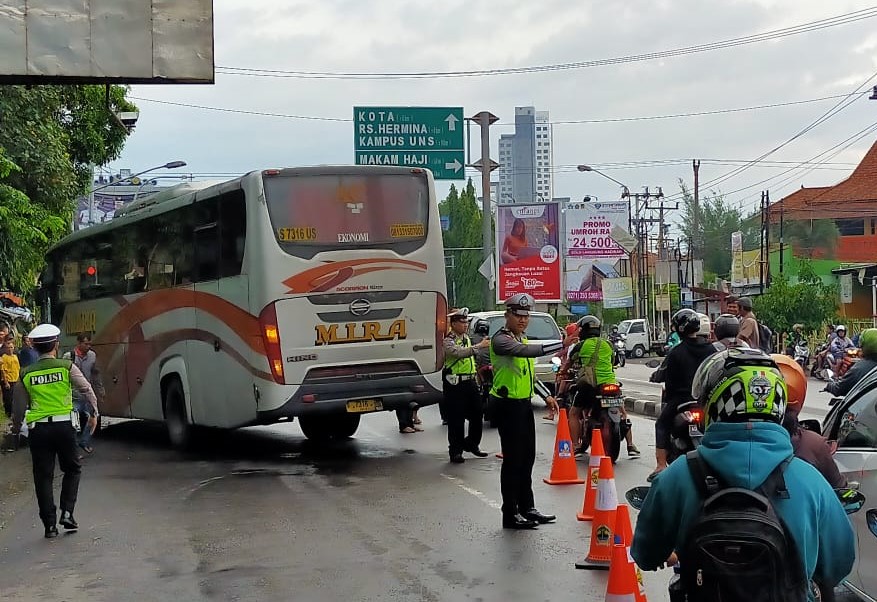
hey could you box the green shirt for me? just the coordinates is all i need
[577,337,617,385]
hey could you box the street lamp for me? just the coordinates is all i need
[577,165,630,198]
[87,160,187,226]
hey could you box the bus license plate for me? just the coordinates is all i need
[601,397,624,408]
[346,398,383,413]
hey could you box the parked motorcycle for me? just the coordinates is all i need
[793,340,810,370]
[624,485,866,602]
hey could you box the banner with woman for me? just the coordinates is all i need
[495,203,562,303]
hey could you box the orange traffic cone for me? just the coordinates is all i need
[576,456,618,570]
[604,531,640,601]
[578,428,607,521]
[543,408,585,485]
[615,504,648,602]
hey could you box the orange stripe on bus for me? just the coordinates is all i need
[282,259,427,294]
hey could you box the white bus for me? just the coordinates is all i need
[40,166,449,445]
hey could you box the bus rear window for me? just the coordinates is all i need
[263,173,429,253]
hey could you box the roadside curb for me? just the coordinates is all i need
[623,395,661,418]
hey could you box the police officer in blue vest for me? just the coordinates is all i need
[444,308,490,464]
[11,324,99,539]
[490,294,563,529]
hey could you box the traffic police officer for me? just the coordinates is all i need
[11,324,99,538]
[444,308,490,464]
[490,293,563,529]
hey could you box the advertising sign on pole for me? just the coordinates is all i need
[565,258,623,302]
[601,277,635,309]
[564,201,630,258]
[496,203,562,302]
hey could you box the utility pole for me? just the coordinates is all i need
[764,190,771,288]
[759,192,766,296]
[692,159,700,258]
[469,111,499,309]
[630,187,668,320]
[779,194,785,275]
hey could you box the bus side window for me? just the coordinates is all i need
[192,198,221,283]
[220,189,246,278]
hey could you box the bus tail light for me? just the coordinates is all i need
[435,293,448,371]
[259,303,285,384]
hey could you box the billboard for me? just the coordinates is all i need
[564,201,629,258]
[565,258,623,302]
[601,277,634,309]
[496,203,562,302]
[730,231,762,287]
[0,0,214,84]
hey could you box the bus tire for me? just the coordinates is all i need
[163,378,192,449]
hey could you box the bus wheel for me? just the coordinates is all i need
[164,378,192,449]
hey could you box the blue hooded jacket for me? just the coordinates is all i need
[631,421,855,591]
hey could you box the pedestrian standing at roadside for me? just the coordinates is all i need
[735,296,760,349]
[489,293,563,530]
[2,338,21,419]
[18,336,40,368]
[11,324,98,538]
[63,333,103,454]
[444,308,490,464]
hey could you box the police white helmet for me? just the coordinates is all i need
[504,293,535,317]
[448,307,471,322]
[28,323,61,344]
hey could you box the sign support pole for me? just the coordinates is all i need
[470,111,499,308]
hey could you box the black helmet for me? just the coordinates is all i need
[714,314,740,341]
[473,319,490,336]
[671,309,700,336]
[576,315,602,337]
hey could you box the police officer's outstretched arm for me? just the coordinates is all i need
[70,364,99,415]
[491,331,562,358]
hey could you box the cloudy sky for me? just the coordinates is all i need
[111,0,877,224]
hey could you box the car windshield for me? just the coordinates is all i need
[479,315,561,340]
[617,320,632,335]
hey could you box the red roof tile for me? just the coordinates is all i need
[768,139,877,221]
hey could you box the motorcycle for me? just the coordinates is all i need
[811,342,830,378]
[793,340,810,370]
[612,335,627,368]
[586,381,627,464]
[624,484,866,602]
[478,364,495,427]
[666,400,704,464]
[836,347,860,378]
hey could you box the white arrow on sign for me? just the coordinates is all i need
[445,158,463,172]
[445,114,459,131]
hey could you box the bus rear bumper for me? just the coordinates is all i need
[256,375,443,423]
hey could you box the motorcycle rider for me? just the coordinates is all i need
[569,316,640,458]
[552,323,581,416]
[826,327,877,398]
[772,353,847,489]
[631,348,856,594]
[786,323,805,356]
[649,309,719,481]
[827,325,854,372]
[712,314,747,350]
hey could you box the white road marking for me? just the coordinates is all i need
[440,473,503,510]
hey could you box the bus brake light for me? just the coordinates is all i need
[259,303,285,384]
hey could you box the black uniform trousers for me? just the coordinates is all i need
[28,420,81,527]
[444,377,482,456]
[492,396,536,517]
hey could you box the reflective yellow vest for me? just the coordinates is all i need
[490,333,535,399]
[444,334,477,375]
[21,358,74,423]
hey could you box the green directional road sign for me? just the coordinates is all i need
[354,106,465,180]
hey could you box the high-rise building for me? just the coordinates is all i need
[497,106,553,204]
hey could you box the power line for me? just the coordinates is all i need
[214,8,877,80]
[129,91,858,128]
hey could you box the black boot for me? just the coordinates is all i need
[502,513,538,529]
[59,511,78,531]
[44,525,59,539]
[523,508,556,524]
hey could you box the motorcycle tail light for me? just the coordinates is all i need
[600,383,621,395]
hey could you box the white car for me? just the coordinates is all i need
[817,366,877,601]
[467,310,563,392]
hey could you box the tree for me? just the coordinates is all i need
[677,180,757,281]
[778,219,839,259]
[753,259,838,334]
[440,180,485,309]
[0,85,135,292]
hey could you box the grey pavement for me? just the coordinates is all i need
[0,407,668,602]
